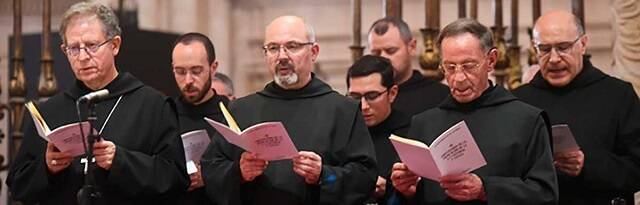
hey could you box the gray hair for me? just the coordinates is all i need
[436,18,494,53]
[305,21,316,42]
[59,1,121,44]
[213,72,234,96]
[573,16,585,36]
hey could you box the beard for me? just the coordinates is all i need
[273,60,299,88]
[182,76,212,104]
[274,72,299,88]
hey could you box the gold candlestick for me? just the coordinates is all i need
[492,0,509,87]
[458,0,466,18]
[384,0,402,18]
[421,0,443,81]
[39,0,58,100]
[10,0,27,167]
[506,0,522,89]
[528,0,541,66]
[350,0,364,62]
[470,0,478,20]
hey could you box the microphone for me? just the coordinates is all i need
[78,89,110,103]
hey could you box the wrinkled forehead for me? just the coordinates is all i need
[264,21,309,44]
[65,15,106,40]
[441,33,485,59]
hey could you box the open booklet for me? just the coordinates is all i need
[204,102,298,161]
[389,121,487,182]
[181,129,211,174]
[551,124,580,153]
[25,102,95,157]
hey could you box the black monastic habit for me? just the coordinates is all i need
[369,110,409,178]
[403,84,558,205]
[201,75,378,205]
[393,70,449,117]
[514,59,640,205]
[7,73,189,205]
[367,110,410,205]
[175,92,228,205]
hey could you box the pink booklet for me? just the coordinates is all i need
[389,121,487,182]
[551,124,580,153]
[26,102,95,157]
[204,102,298,161]
[181,129,211,174]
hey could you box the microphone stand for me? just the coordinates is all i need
[77,101,102,205]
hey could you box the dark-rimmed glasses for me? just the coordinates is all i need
[347,89,388,102]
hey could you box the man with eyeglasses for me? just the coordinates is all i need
[201,15,377,205]
[170,32,228,205]
[368,17,449,117]
[6,2,189,204]
[347,55,410,205]
[514,10,640,205]
[390,18,558,205]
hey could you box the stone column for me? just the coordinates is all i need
[612,0,640,96]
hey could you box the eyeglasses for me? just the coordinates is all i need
[63,38,113,57]
[173,67,205,77]
[347,89,388,102]
[263,41,314,56]
[441,50,492,74]
[535,35,582,56]
[441,61,485,74]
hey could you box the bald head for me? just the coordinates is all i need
[263,15,319,90]
[532,10,589,88]
[265,16,315,43]
[533,10,584,42]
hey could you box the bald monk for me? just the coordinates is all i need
[514,10,640,205]
[200,15,377,205]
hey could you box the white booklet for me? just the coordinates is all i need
[181,129,211,174]
[204,102,298,161]
[389,121,487,182]
[551,124,580,153]
[25,102,95,157]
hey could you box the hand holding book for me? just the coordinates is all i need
[45,142,73,174]
[390,162,420,198]
[389,121,486,182]
[205,102,298,161]
[181,130,210,174]
[25,102,96,157]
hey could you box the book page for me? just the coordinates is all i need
[186,160,198,175]
[48,121,93,157]
[389,135,441,181]
[429,121,487,177]
[206,106,299,161]
[242,122,298,161]
[551,124,580,153]
[181,129,211,164]
[25,102,51,140]
[204,117,247,150]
